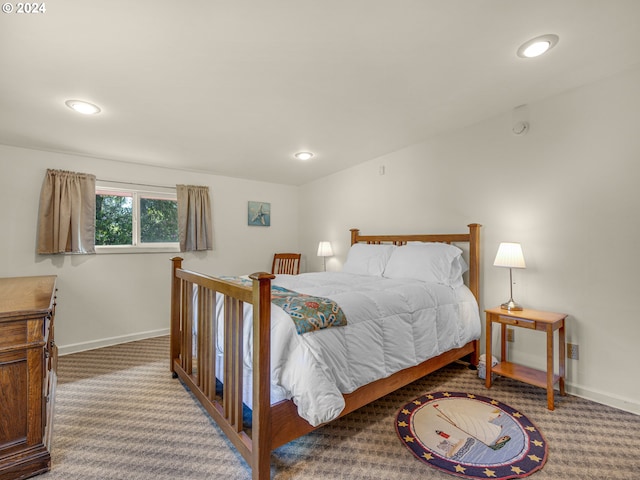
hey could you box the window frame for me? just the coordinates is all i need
[95,181,180,254]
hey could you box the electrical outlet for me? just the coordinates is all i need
[567,343,579,360]
[506,328,515,342]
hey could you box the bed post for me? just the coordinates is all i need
[250,272,275,480]
[467,224,481,303]
[170,257,183,376]
[350,228,359,245]
[467,224,481,366]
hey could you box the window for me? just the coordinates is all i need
[95,181,179,253]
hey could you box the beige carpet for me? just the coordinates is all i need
[39,336,640,479]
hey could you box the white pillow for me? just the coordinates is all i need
[449,255,468,288]
[383,242,467,287]
[342,244,396,276]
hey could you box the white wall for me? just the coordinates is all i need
[298,63,640,414]
[0,145,299,353]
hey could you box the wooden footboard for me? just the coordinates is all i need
[170,224,481,480]
[170,259,274,479]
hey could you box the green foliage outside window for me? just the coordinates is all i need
[95,194,178,246]
[95,194,132,245]
[140,198,178,243]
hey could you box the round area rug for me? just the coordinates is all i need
[396,392,547,479]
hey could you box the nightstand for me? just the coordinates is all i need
[485,307,567,410]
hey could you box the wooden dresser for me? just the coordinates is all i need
[0,276,57,480]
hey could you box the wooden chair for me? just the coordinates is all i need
[271,253,301,275]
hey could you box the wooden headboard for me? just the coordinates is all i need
[349,223,481,302]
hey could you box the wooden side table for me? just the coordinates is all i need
[485,307,567,410]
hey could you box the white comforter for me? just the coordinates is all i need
[210,272,480,427]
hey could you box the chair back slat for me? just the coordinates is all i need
[271,253,301,275]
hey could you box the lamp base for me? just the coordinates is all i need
[501,300,523,311]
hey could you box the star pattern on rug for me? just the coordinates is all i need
[483,468,497,477]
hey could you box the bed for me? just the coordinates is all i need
[170,224,481,479]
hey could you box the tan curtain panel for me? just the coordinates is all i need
[37,169,96,254]
[177,185,213,252]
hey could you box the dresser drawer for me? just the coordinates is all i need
[498,315,536,329]
[0,322,27,350]
[0,351,28,448]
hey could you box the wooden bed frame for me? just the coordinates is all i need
[170,223,481,479]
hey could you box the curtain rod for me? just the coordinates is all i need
[96,178,176,189]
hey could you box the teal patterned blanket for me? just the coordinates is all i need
[221,277,347,334]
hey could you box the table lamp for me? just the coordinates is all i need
[493,242,526,311]
[317,241,333,272]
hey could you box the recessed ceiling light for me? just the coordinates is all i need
[517,34,559,58]
[65,99,101,115]
[294,151,314,161]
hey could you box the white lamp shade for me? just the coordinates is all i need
[493,242,526,269]
[317,241,333,257]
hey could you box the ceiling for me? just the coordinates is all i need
[2,1,640,186]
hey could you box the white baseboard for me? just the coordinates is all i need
[58,328,170,356]
[566,382,640,416]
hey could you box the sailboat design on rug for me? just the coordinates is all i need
[432,403,511,458]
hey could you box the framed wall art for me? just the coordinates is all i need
[248,201,270,226]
